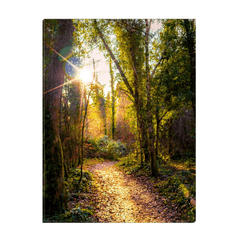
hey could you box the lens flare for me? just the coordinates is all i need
[79,69,92,84]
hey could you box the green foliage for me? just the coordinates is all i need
[44,207,94,223]
[154,167,195,222]
[65,168,93,194]
[116,154,137,167]
[43,19,59,69]
[117,153,195,222]
[73,18,195,176]
[154,176,194,217]
[105,141,120,159]
[43,167,95,223]
[116,154,150,176]
[59,207,93,222]
[86,136,127,159]
[43,18,196,222]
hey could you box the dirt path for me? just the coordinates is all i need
[89,161,181,223]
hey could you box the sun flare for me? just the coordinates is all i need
[78,69,92,84]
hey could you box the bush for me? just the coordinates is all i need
[106,141,119,159]
[84,136,127,159]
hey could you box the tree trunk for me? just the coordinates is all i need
[155,106,160,159]
[136,106,148,164]
[136,115,144,165]
[95,19,158,175]
[145,19,158,177]
[43,19,74,217]
[183,19,196,119]
[78,85,93,185]
[109,58,115,140]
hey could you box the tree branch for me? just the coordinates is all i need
[94,19,134,97]
[118,87,134,102]
[149,53,166,81]
[157,108,170,125]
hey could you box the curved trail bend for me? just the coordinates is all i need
[89,161,181,223]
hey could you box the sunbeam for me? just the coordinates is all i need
[43,42,106,95]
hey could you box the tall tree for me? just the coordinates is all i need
[145,19,158,176]
[182,19,196,119]
[43,19,74,216]
[93,19,160,176]
[152,19,196,160]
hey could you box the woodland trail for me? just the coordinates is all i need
[89,161,182,223]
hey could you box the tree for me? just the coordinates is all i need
[43,19,74,216]
[78,79,93,185]
[182,19,196,119]
[93,19,161,176]
[153,19,196,160]
[109,58,116,140]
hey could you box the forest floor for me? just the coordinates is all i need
[86,160,182,223]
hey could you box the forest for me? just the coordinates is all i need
[43,19,196,223]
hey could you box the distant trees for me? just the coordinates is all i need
[115,82,135,144]
[87,72,107,138]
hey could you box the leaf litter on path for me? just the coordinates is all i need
[89,161,182,223]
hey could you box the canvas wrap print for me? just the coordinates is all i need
[43,19,196,223]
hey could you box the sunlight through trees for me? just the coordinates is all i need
[43,19,196,222]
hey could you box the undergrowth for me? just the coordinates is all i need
[43,167,95,223]
[115,154,151,176]
[85,135,128,159]
[116,153,196,222]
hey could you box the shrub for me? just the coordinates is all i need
[84,136,127,159]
